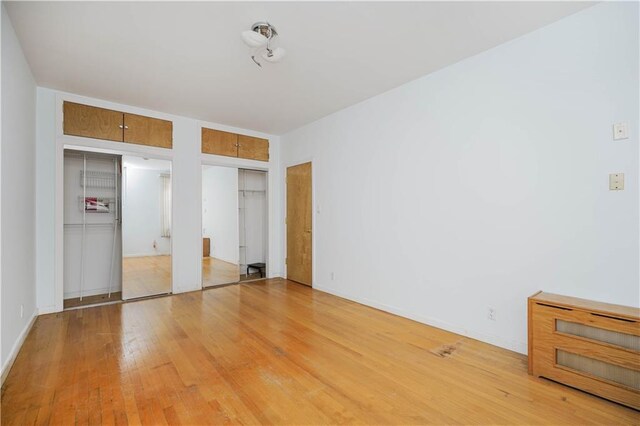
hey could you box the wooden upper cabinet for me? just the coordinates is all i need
[64,101,173,149]
[63,101,124,141]
[202,128,238,157]
[123,113,173,149]
[238,135,269,161]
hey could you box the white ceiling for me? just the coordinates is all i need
[6,1,594,135]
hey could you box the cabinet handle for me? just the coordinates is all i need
[119,125,123,129]
[124,125,129,129]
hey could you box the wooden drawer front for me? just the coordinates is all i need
[238,135,269,161]
[63,101,123,141]
[202,128,238,157]
[123,113,172,149]
[530,301,640,409]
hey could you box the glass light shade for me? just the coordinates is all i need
[262,47,286,63]
[241,30,267,48]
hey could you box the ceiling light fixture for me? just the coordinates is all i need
[241,22,286,68]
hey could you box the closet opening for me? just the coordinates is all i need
[201,166,267,288]
[63,149,122,308]
[238,169,268,282]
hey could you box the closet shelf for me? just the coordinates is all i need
[80,170,117,189]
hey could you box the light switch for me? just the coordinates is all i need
[613,122,629,140]
[609,173,624,190]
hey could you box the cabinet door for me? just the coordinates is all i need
[123,113,173,148]
[238,135,269,161]
[63,101,124,141]
[202,128,238,157]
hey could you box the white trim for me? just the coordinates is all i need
[1,310,38,385]
[314,284,527,355]
[38,305,57,315]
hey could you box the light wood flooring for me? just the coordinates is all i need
[2,279,637,425]
[122,255,171,299]
[202,257,239,287]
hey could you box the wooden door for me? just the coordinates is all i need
[202,128,239,157]
[123,113,173,148]
[238,135,269,161]
[63,101,124,141]
[287,162,312,286]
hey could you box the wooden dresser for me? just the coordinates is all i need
[528,291,640,409]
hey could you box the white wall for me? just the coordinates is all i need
[35,88,283,312]
[123,166,171,257]
[1,4,37,373]
[280,2,639,354]
[202,166,238,264]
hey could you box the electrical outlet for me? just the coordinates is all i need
[20,304,24,319]
[330,272,335,281]
[487,307,496,321]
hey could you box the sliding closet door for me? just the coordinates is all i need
[121,156,172,299]
[202,166,240,287]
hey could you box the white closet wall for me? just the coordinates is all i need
[63,153,121,299]
[239,170,267,273]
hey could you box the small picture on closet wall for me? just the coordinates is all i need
[84,197,110,213]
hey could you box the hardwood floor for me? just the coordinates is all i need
[2,279,637,425]
[202,257,239,287]
[122,255,171,299]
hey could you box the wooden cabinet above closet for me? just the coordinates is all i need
[63,101,173,149]
[201,127,269,162]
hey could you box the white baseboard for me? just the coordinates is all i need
[314,284,527,355]
[1,309,38,386]
[38,305,58,315]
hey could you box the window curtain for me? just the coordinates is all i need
[160,174,171,238]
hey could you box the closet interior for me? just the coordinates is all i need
[239,169,268,281]
[63,150,122,308]
[201,167,267,287]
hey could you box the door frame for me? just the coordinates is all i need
[284,159,315,287]
[199,159,270,289]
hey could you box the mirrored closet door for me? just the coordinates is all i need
[121,156,172,299]
[201,165,240,287]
